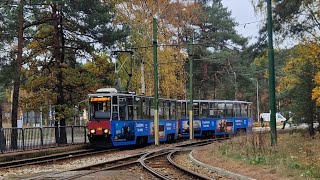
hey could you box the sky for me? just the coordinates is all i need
[221,0,263,45]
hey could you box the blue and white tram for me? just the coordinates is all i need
[87,88,178,146]
[177,100,253,138]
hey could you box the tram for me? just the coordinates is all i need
[86,88,253,146]
[86,88,178,146]
[177,100,253,138]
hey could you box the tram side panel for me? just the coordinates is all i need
[180,118,202,138]
[179,117,253,138]
[110,120,179,146]
[111,120,136,146]
[148,120,178,143]
[215,118,235,136]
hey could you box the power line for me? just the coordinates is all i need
[238,20,266,28]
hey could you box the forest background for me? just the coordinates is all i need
[0,0,319,139]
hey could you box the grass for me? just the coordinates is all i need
[216,130,320,179]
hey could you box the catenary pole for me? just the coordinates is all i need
[153,17,159,146]
[188,35,194,140]
[256,80,260,122]
[267,0,277,145]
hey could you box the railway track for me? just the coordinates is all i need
[0,148,116,169]
[140,149,212,180]
[25,139,222,180]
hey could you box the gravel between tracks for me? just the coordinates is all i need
[173,150,235,180]
[0,142,189,179]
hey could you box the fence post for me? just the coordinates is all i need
[71,126,74,145]
[40,127,44,147]
[0,129,3,153]
[84,126,87,144]
[22,128,25,151]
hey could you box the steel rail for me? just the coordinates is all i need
[24,152,147,180]
[0,148,115,169]
[167,150,213,180]
[139,151,173,180]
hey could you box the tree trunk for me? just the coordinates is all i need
[11,0,24,149]
[52,3,67,144]
[0,105,5,152]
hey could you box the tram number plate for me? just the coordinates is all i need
[97,127,102,130]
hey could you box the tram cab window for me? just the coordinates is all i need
[170,101,176,120]
[234,103,241,117]
[200,102,209,118]
[159,99,164,120]
[193,102,200,118]
[225,103,233,118]
[164,101,170,120]
[90,97,111,119]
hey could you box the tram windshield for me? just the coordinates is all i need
[89,96,112,119]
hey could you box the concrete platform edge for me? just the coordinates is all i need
[189,149,256,180]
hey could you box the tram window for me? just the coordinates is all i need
[143,98,149,120]
[225,103,233,117]
[159,100,164,120]
[112,105,118,120]
[241,103,248,117]
[234,103,241,117]
[176,102,181,119]
[200,102,209,118]
[248,104,252,117]
[170,101,176,120]
[209,102,217,118]
[164,101,170,120]
[112,96,118,105]
[134,96,142,120]
[217,103,225,118]
[150,99,154,120]
[182,102,187,118]
[127,97,134,120]
[119,98,126,120]
[193,102,199,118]
[127,97,133,105]
[128,105,133,120]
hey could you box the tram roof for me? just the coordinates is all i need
[88,92,134,97]
[88,93,177,101]
[88,92,250,103]
[177,99,252,104]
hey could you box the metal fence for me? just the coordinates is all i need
[0,126,88,153]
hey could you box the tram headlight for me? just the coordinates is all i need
[90,129,96,134]
[104,129,109,134]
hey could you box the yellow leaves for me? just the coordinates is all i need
[26,25,54,55]
[280,41,320,106]
[312,72,320,105]
[113,0,196,98]
[84,53,113,77]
